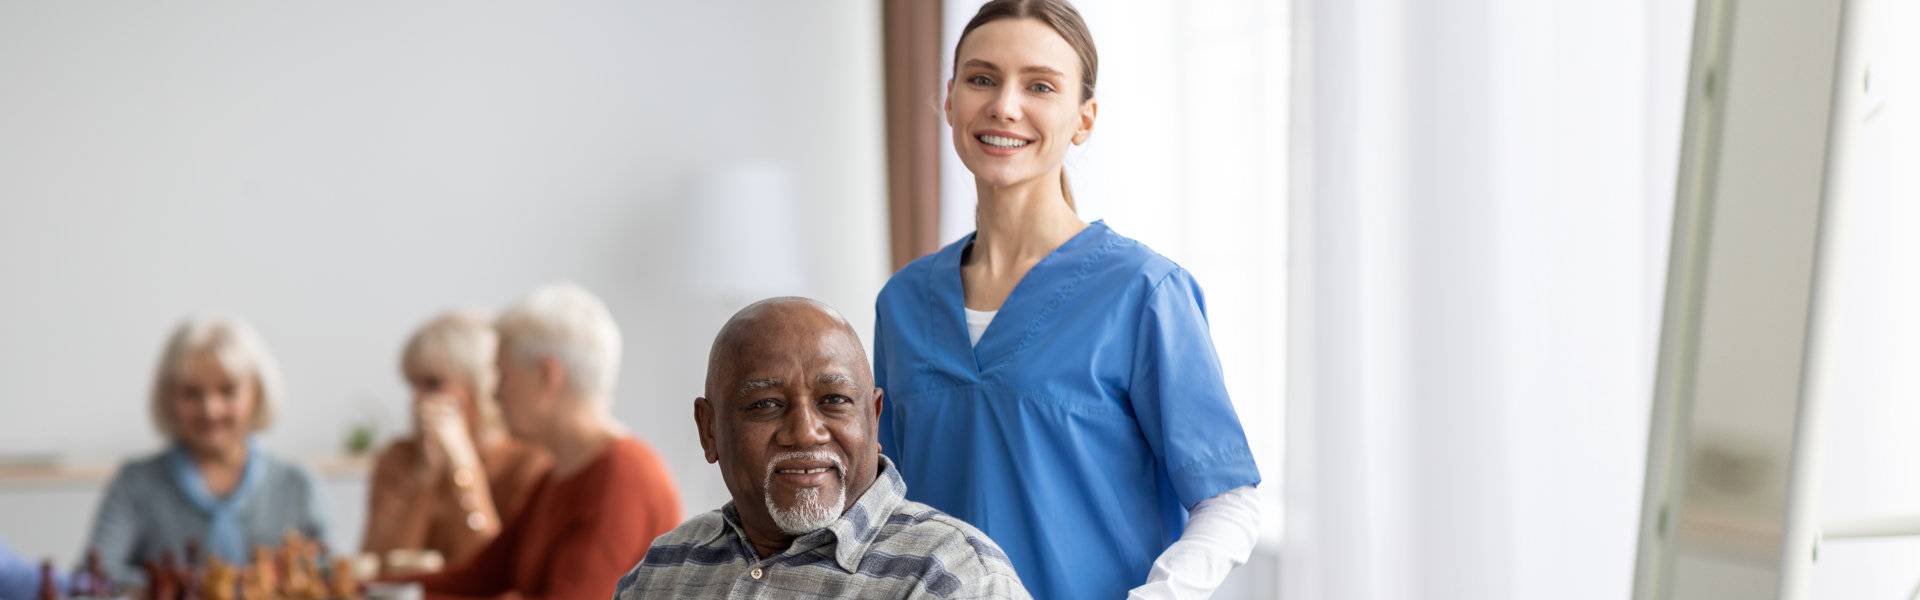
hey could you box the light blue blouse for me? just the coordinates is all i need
[83,442,327,584]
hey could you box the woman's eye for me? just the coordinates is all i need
[969,75,994,86]
[1029,82,1055,93]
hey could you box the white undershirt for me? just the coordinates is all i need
[964,307,997,346]
[965,308,1261,598]
[1128,485,1263,599]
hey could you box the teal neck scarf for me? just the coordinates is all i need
[165,436,266,563]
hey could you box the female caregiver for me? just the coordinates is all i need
[873,1,1261,599]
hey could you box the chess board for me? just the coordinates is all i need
[43,530,375,600]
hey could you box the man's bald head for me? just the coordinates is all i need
[704,297,870,400]
[695,296,885,552]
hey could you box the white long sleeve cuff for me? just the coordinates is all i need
[1126,485,1263,600]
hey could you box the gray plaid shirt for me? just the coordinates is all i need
[613,456,1029,599]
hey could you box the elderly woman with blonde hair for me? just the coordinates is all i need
[364,310,550,574]
[84,316,327,585]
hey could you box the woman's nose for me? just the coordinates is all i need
[988,88,1021,122]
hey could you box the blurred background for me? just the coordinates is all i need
[0,1,1912,599]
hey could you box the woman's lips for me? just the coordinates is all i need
[976,134,1031,157]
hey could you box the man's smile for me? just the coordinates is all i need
[767,453,844,489]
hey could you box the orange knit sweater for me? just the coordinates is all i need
[409,437,681,600]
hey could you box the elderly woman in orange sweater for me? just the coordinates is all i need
[396,283,682,600]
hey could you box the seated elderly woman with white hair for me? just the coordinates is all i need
[84,317,327,585]
[363,310,551,575]
[394,283,682,600]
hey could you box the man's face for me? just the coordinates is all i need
[697,307,882,541]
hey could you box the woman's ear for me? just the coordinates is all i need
[1073,98,1098,145]
[944,79,956,127]
[537,356,568,399]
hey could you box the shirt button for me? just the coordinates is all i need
[750,567,763,580]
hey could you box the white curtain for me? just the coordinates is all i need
[1283,0,1693,599]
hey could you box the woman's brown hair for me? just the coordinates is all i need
[954,0,1097,209]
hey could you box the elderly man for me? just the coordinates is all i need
[614,297,1028,599]
[400,282,682,600]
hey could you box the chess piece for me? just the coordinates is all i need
[280,530,306,559]
[293,551,324,600]
[236,568,267,600]
[145,554,178,600]
[248,546,277,598]
[202,557,237,600]
[182,538,202,571]
[68,553,92,598]
[80,548,112,598]
[279,546,311,600]
[176,541,201,600]
[36,560,61,600]
[327,557,358,600]
[178,570,201,600]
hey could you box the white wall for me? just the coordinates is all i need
[0,2,886,561]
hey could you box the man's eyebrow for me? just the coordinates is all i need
[815,373,854,387]
[736,377,782,398]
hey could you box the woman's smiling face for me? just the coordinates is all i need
[947,18,1096,191]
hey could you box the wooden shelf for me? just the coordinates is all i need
[0,454,373,489]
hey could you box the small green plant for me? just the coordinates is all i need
[346,423,376,456]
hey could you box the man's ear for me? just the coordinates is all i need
[695,397,719,464]
[870,388,885,452]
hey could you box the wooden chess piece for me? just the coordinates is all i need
[202,557,237,600]
[293,552,323,600]
[279,547,310,600]
[176,541,201,600]
[178,570,201,600]
[280,530,306,559]
[140,560,159,600]
[182,539,202,579]
[248,547,277,598]
[146,553,179,600]
[36,560,61,600]
[77,548,112,598]
[236,568,266,600]
[327,557,358,600]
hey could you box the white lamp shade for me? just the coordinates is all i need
[682,161,808,305]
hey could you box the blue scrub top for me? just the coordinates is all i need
[875,221,1260,600]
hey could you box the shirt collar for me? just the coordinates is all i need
[717,454,909,573]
